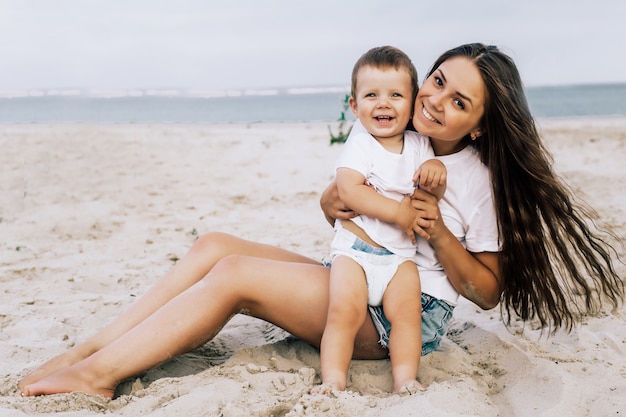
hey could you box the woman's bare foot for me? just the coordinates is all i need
[309,381,343,395]
[20,363,115,399]
[396,380,425,396]
[18,347,92,392]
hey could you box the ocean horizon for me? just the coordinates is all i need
[1,83,625,123]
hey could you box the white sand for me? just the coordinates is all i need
[1,119,625,416]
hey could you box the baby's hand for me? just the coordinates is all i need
[413,159,447,200]
[395,197,422,243]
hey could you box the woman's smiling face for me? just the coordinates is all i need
[412,56,486,155]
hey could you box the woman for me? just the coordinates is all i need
[19,43,623,398]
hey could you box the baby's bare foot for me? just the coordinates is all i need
[309,382,342,396]
[397,380,425,396]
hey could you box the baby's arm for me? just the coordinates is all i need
[413,159,447,200]
[336,167,418,242]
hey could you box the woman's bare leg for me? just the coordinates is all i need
[21,253,387,397]
[18,232,321,391]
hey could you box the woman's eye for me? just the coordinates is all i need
[434,76,443,87]
[454,99,465,110]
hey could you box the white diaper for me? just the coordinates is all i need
[330,226,408,306]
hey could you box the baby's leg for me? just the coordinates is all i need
[19,232,320,390]
[314,256,368,393]
[383,261,424,394]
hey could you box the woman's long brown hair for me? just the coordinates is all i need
[429,43,624,331]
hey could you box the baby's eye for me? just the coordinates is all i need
[365,92,376,98]
[391,92,402,97]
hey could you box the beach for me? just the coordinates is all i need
[1,118,625,416]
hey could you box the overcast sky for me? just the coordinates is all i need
[1,0,625,91]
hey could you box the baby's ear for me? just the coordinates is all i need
[348,96,358,116]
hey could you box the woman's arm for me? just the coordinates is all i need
[432,233,501,309]
[411,189,502,309]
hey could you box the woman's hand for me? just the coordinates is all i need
[320,180,357,226]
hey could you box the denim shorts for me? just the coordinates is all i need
[369,293,454,355]
[324,234,454,356]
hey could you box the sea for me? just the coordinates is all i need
[0,83,625,123]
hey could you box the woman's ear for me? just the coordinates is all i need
[470,128,482,141]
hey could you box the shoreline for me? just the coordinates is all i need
[0,113,626,125]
